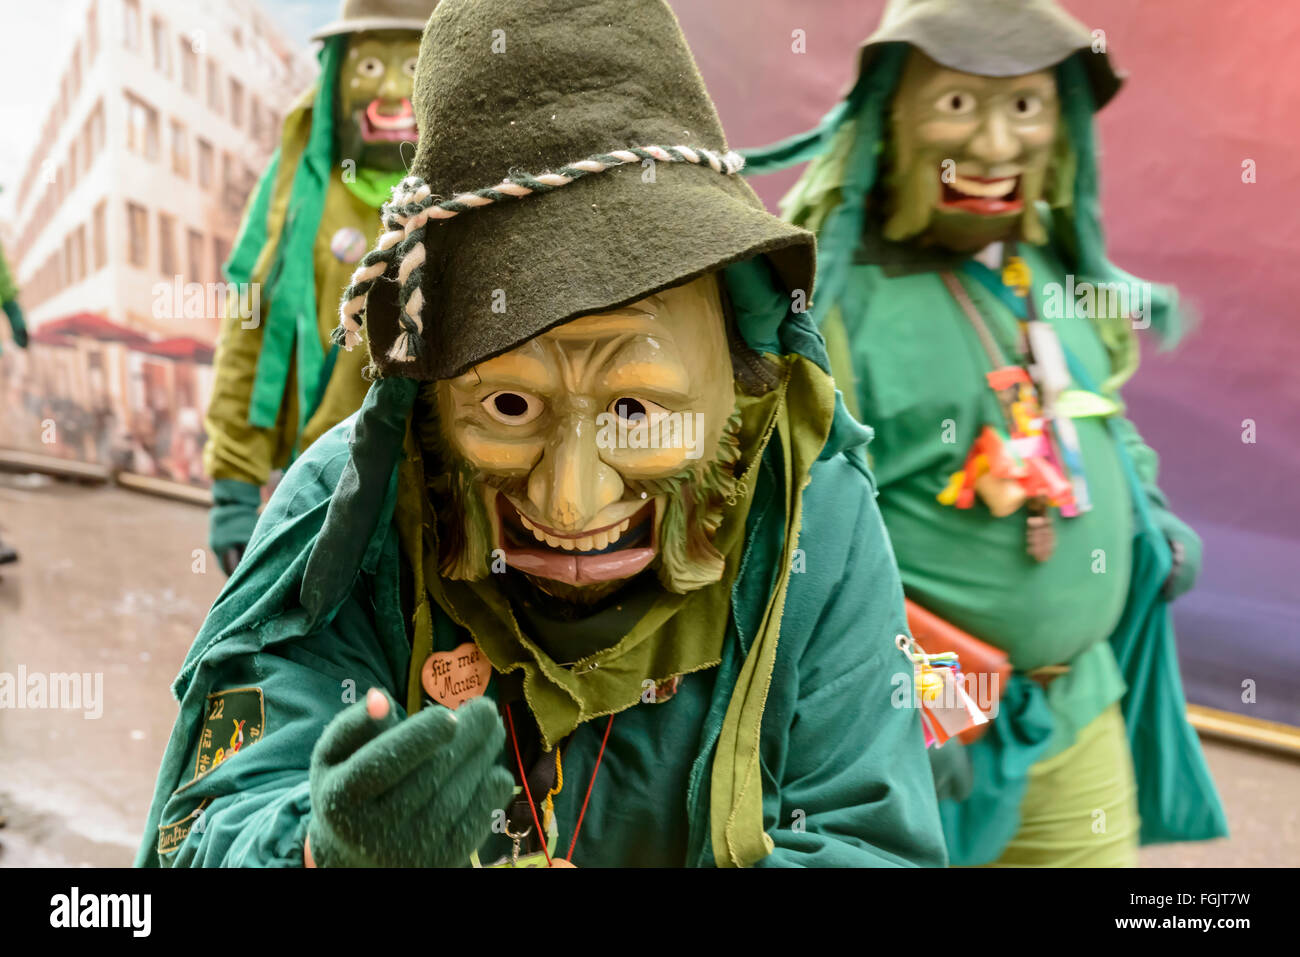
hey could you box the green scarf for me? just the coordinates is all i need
[741,50,1191,357]
[709,354,838,866]
[225,37,343,432]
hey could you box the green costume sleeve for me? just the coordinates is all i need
[139,417,413,867]
[150,618,370,867]
[208,478,262,569]
[1107,413,1202,599]
[752,455,948,867]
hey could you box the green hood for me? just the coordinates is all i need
[742,41,1191,354]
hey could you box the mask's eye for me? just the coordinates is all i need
[934,90,977,115]
[482,391,543,425]
[402,56,418,78]
[1011,93,1044,119]
[356,56,384,79]
[609,396,670,425]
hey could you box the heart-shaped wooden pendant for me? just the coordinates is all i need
[421,642,492,709]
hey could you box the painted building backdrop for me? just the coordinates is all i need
[0,0,312,485]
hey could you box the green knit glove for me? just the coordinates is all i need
[3,300,27,349]
[307,692,514,868]
[209,478,261,575]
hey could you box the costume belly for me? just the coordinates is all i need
[845,259,1136,671]
[882,404,1133,670]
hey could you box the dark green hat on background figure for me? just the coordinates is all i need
[335,0,814,382]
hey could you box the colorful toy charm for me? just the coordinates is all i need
[896,635,988,748]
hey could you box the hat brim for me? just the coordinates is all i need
[364,161,815,381]
[310,17,428,40]
[857,5,1125,112]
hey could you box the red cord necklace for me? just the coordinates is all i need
[505,702,614,867]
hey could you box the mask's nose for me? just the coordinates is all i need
[377,66,408,105]
[526,410,624,532]
[967,109,1020,166]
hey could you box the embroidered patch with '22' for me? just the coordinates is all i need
[194,687,264,779]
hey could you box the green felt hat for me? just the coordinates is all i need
[339,0,815,382]
[310,0,437,40]
[858,0,1123,110]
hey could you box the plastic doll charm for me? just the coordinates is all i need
[896,635,988,748]
[936,255,1090,561]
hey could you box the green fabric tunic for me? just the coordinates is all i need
[847,252,1134,671]
[432,623,722,867]
[823,234,1226,862]
[832,239,1151,756]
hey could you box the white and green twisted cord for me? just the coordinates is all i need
[335,144,747,363]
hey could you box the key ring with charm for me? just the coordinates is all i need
[503,820,532,867]
[468,786,558,868]
[506,702,614,867]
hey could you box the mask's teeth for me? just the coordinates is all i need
[516,507,640,552]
